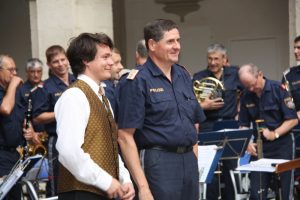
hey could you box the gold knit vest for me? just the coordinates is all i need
[58,80,119,196]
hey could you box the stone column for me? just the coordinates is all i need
[29,0,113,79]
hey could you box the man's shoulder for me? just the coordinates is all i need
[193,69,209,80]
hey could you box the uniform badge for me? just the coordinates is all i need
[246,103,255,108]
[284,97,295,109]
[127,69,139,80]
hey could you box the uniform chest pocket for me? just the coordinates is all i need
[149,92,173,103]
[181,91,197,121]
[263,104,279,111]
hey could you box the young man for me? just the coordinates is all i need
[282,35,300,120]
[32,45,76,197]
[103,48,124,115]
[55,33,134,200]
[118,19,205,200]
[239,63,298,199]
[0,55,23,200]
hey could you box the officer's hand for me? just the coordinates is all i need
[10,76,23,88]
[138,186,154,200]
[120,182,135,200]
[297,111,300,121]
[201,97,224,110]
[247,142,257,156]
[107,178,124,199]
[262,128,275,141]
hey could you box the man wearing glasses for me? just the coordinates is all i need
[239,63,298,199]
[0,55,23,200]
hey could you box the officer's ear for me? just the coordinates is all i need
[148,39,157,51]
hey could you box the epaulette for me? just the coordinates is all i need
[127,69,139,80]
[177,64,192,77]
[30,84,43,93]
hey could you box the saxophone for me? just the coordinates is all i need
[24,97,47,157]
[255,119,264,159]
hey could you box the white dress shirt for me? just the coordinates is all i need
[55,74,131,192]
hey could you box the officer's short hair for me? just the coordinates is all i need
[45,45,66,63]
[144,19,178,50]
[207,43,227,56]
[136,39,148,58]
[294,35,300,43]
[26,58,43,71]
[66,32,113,77]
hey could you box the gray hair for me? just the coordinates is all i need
[26,58,43,70]
[136,39,148,58]
[207,43,227,56]
[239,63,260,78]
[0,54,11,68]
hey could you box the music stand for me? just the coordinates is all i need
[0,155,42,200]
[198,129,253,160]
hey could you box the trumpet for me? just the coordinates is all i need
[255,119,264,159]
[193,77,225,102]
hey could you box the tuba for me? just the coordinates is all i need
[193,77,225,102]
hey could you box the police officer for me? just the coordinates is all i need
[193,44,243,200]
[19,58,44,134]
[117,19,206,200]
[32,45,76,197]
[239,63,298,200]
[282,35,300,120]
[0,54,24,200]
[103,47,123,116]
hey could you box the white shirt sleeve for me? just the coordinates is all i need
[55,88,113,191]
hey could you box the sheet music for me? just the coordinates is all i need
[236,158,289,172]
[198,145,220,182]
[215,128,241,132]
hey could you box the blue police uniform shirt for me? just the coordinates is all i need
[0,86,25,147]
[103,80,117,116]
[118,58,206,149]
[19,81,45,132]
[282,65,300,112]
[193,66,243,120]
[32,74,76,136]
[239,78,297,143]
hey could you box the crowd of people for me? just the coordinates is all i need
[0,18,299,200]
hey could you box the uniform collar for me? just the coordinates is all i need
[145,57,181,80]
[262,77,271,94]
[50,73,75,86]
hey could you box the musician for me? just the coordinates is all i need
[282,35,300,120]
[32,45,76,197]
[0,55,23,200]
[118,19,206,200]
[239,63,298,200]
[192,44,243,200]
[19,58,44,135]
[55,32,134,200]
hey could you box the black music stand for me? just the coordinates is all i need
[198,129,253,160]
[0,155,42,200]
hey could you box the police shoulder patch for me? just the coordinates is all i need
[284,97,295,109]
[127,69,139,80]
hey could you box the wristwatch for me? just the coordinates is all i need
[274,131,280,139]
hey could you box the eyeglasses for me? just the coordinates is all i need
[0,67,17,73]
